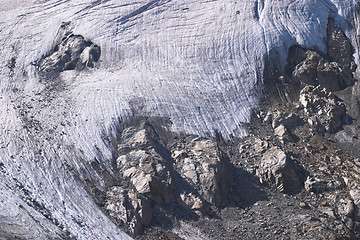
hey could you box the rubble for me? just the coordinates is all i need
[299,85,346,133]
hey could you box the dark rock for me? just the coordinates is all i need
[281,113,302,129]
[292,50,352,92]
[304,176,327,193]
[327,20,353,70]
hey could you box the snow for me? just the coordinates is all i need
[0,0,359,239]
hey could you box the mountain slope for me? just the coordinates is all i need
[0,0,359,239]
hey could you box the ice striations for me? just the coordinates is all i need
[0,0,359,239]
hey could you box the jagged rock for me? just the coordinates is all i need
[179,192,206,214]
[337,199,355,218]
[105,186,152,236]
[327,20,353,70]
[128,191,152,228]
[304,176,327,193]
[254,138,269,153]
[117,147,172,204]
[256,147,303,194]
[292,48,353,91]
[274,124,293,142]
[271,111,284,129]
[350,190,360,205]
[38,34,100,72]
[263,111,272,124]
[238,143,250,154]
[173,138,228,206]
[292,50,322,85]
[105,186,128,225]
[317,61,352,92]
[319,206,336,218]
[299,85,346,133]
[116,128,172,204]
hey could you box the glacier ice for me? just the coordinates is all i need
[0,0,359,239]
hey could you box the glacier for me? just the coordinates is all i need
[0,0,359,239]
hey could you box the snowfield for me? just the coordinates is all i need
[0,0,359,239]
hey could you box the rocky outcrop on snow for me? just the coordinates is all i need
[117,127,172,205]
[104,125,172,235]
[288,21,356,93]
[105,186,152,236]
[291,49,353,92]
[38,34,100,72]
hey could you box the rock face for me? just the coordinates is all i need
[104,125,172,235]
[117,128,172,204]
[256,147,304,194]
[172,138,228,206]
[289,21,355,93]
[299,85,346,133]
[102,123,229,235]
[105,186,152,236]
[38,34,101,72]
[292,50,353,92]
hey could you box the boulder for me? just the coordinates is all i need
[116,127,172,204]
[117,149,172,204]
[350,190,360,206]
[256,147,303,194]
[281,113,302,129]
[292,50,322,85]
[337,199,355,218]
[104,186,152,236]
[253,138,269,153]
[274,124,293,142]
[179,192,206,214]
[173,138,228,206]
[291,45,353,91]
[317,61,352,92]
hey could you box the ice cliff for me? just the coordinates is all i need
[0,0,359,239]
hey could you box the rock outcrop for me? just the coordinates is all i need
[38,34,101,72]
[292,50,353,92]
[172,138,228,206]
[104,125,172,235]
[299,85,346,133]
[103,123,230,235]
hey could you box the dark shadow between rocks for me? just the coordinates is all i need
[227,163,269,208]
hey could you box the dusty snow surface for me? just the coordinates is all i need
[0,0,359,239]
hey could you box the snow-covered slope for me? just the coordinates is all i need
[0,0,359,239]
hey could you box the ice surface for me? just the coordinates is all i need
[0,0,359,239]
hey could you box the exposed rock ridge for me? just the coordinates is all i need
[38,34,101,72]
